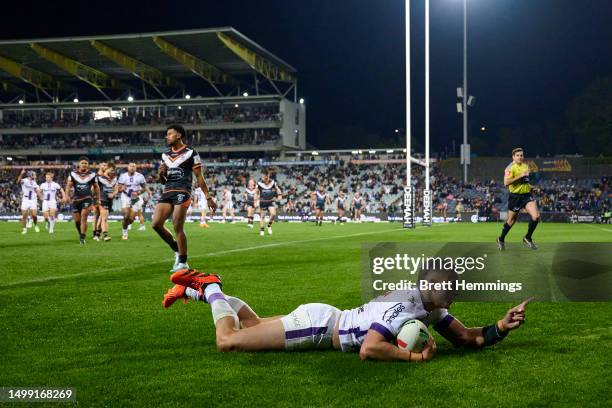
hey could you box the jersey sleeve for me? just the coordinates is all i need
[369,302,415,342]
[192,149,202,170]
[504,163,514,178]
[427,308,455,333]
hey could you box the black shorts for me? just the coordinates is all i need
[508,193,534,212]
[316,204,325,211]
[246,201,255,209]
[354,205,362,211]
[100,200,113,211]
[260,201,275,211]
[159,190,192,207]
[72,198,93,213]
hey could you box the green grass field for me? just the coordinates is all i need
[1,221,611,407]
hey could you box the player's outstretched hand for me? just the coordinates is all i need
[500,297,534,331]
[421,337,437,361]
[158,163,167,182]
[207,197,217,212]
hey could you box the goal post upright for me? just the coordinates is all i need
[403,0,416,229]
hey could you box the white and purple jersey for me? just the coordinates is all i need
[118,172,146,198]
[20,179,39,201]
[337,289,453,352]
[40,181,61,203]
[194,187,206,202]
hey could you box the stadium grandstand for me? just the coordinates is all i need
[0,27,306,160]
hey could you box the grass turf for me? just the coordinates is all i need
[0,221,610,407]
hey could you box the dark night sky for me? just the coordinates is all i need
[2,0,612,152]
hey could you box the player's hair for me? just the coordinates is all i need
[262,168,270,176]
[45,172,53,176]
[511,147,523,156]
[106,162,116,169]
[167,124,186,138]
[78,156,89,163]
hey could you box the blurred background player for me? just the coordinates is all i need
[314,186,330,226]
[92,162,107,241]
[152,125,216,272]
[39,172,65,234]
[97,163,118,241]
[221,187,235,223]
[17,169,40,234]
[118,162,151,240]
[256,168,282,236]
[335,190,346,224]
[192,185,210,228]
[352,191,365,223]
[244,179,256,228]
[64,157,100,245]
[497,148,541,250]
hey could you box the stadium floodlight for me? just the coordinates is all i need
[18,99,24,104]
[395,129,400,133]
[185,94,191,99]
[127,95,134,102]
[457,87,463,98]
[234,104,239,108]
[73,98,79,103]
[178,106,182,110]
[6,157,12,161]
[351,150,359,154]
[456,102,463,113]
[299,98,305,104]
[368,150,376,154]
[358,150,363,154]
[386,149,394,153]
[480,126,486,132]
[311,151,319,156]
[243,92,249,97]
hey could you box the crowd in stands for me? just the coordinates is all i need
[1,157,609,222]
[0,105,281,129]
[0,128,279,149]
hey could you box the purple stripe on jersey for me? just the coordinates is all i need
[338,327,369,338]
[285,326,327,340]
[433,314,455,332]
[206,293,226,304]
[369,323,395,342]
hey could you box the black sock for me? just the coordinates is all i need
[499,222,512,241]
[103,231,108,237]
[170,241,179,252]
[267,222,272,228]
[179,254,187,263]
[260,227,264,231]
[79,233,85,240]
[525,218,539,239]
[75,222,81,233]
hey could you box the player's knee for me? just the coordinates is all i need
[216,334,237,352]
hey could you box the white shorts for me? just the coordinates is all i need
[121,195,144,211]
[42,201,58,212]
[197,201,209,212]
[21,199,38,211]
[280,303,340,350]
[223,202,234,210]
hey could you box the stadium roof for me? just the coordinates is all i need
[0,27,297,100]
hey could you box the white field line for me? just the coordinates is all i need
[1,225,432,288]
[583,224,612,233]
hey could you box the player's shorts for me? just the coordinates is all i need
[21,199,38,211]
[223,201,234,210]
[280,303,340,350]
[507,193,534,212]
[159,190,192,207]
[259,200,275,210]
[121,195,144,211]
[246,200,255,209]
[72,198,93,213]
[42,200,57,212]
[338,204,344,211]
[354,204,362,210]
[316,203,325,211]
[99,200,113,211]
[197,200,209,212]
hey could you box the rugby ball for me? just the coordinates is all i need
[396,320,431,352]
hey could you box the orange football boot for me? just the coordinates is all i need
[170,269,222,295]
[162,284,188,308]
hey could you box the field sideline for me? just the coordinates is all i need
[1,221,610,407]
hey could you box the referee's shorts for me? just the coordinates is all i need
[507,193,534,212]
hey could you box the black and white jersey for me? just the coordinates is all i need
[69,171,97,201]
[161,145,202,193]
[245,188,256,206]
[97,176,117,203]
[257,180,277,205]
